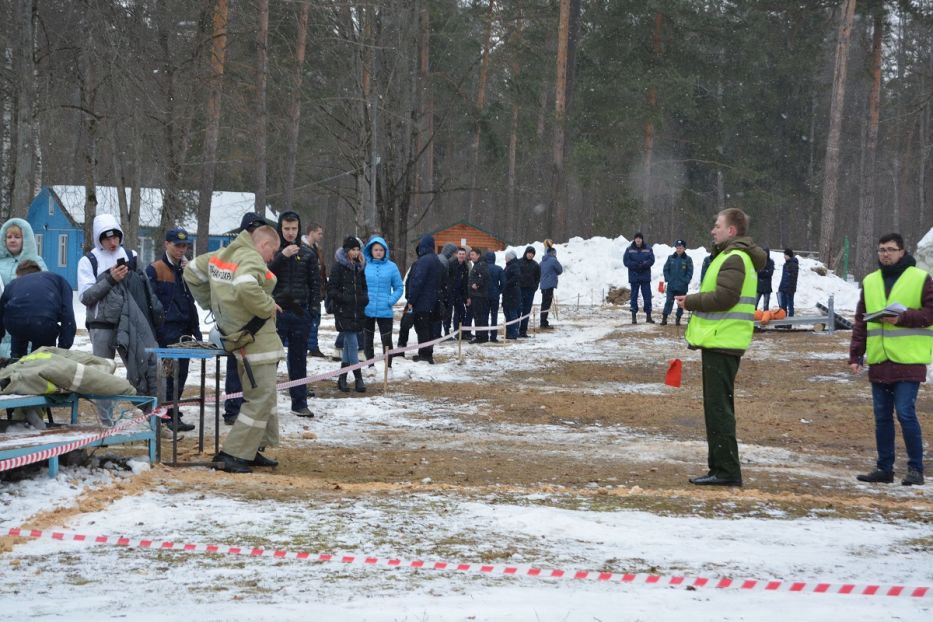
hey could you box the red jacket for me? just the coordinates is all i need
[849,273,933,383]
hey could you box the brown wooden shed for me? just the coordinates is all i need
[427,221,508,254]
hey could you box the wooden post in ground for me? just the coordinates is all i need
[383,346,389,395]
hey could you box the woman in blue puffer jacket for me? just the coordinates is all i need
[363,235,404,366]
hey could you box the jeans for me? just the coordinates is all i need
[503,305,520,338]
[519,288,535,335]
[778,291,795,317]
[662,289,686,319]
[7,316,59,359]
[540,288,554,326]
[276,310,310,411]
[336,331,363,350]
[340,331,360,366]
[364,316,394,362]
[871,381,924,473]
[630,281,652,314]
[306,309,321,352]
[487,300,500,341]
[756,292,771,310]
[224,355,244,419]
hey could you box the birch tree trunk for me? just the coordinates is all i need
[255,0,269,214]
[468,0,495,225]
[12,0,37,217]
[818,0,857,268]
[412,0,433,222]
[856,6,882,278]
[196,0,228,248]
[1,46,13,219]
[283,1,310,213]
[506,13,524,242]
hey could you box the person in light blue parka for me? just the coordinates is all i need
[363,235,404,365]
[0,218,49,358]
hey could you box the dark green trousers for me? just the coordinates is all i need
[701,350,742,480]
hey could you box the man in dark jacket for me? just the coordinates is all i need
[849,233,932,486]
[661,239,693,326]
[448,247,469,336]
[0,260,76,358]
[269,211,318,417]
[518,246,540,337]
[439,243,458,335]
[623,232,655,324]
[778,248,799,317]
[467,248,490,344]
[146,227,201,430]
[485,251,504,342]
[502,250,522,339]
[756,246,775,310]
[406,235,443,363]
[304,222,326,358]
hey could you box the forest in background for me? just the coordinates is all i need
[1,0,931,276]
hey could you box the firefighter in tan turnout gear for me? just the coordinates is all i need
[184,222,284,473]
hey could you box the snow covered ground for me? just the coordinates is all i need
[2,236,931,620]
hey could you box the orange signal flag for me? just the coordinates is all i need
[665,358,683,388]
[658,280,665,293]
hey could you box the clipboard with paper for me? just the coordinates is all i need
[863,301,907,322]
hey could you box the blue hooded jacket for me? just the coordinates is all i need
[405,235,443,314]
[539,249,563,289]
[363,236,404,318]
[485,252,504,300]
[623,239,655,284]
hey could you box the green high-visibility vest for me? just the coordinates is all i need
[863,266,933,364]
[685,249,757,350]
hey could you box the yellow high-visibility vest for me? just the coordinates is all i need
[685,249,757,350]
[863,266,933,364]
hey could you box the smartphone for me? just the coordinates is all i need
[116,257,126,267]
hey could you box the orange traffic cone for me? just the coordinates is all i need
[665,358,682,388]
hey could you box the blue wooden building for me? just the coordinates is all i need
[27,186,273,288]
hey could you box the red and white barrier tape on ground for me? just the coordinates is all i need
[0,412,153,473]
[4,527,928,598]
[223,311,535,401]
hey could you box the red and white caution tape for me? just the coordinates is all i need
[5,526,928,598]
[0,412,153,473]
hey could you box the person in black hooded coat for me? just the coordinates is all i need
[517,246,540,337]
[328,237,369,392]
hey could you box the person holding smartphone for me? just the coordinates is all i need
[78,214,164,427]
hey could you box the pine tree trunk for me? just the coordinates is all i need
[12,0,37,217]
[856,6,882,278]
[1,45,14,219]
[818,0,857,268]
[642,12,662,215]
[255,0,269,214]
[468,0,495,225]
[197,0,228,248]
[550,0,571,238]
[412,0,433,221]
[283,1,310,213]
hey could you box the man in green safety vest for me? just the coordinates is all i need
[675,208,767,487]
[849,233,932,486]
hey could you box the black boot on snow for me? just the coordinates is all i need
[353,369,366,393]
[660,315,668,326]
[631,312,638,325]
[337,373,350,393]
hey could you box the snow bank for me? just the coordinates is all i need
[498,236,861,311]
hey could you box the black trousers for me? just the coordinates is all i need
[469,298,490,342]
[540,288,554,326]
[414,312,435,358]
[364,316,394,361]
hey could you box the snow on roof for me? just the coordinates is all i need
[51,185,275,235]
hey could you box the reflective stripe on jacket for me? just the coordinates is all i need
[864,266,933,365]
[685,249,756,351]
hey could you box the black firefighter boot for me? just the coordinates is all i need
[645,312,655,324]
[337,373,350,393]
[660,314,668,326]
[631,312,638,325]
[675,312,682,326]
[353,369,367,393]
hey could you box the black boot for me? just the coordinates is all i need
[675,314,682,326]
[212,452,252,474]
[645,313,655,324]
[337,373,350,393]
[353,369,366,393]
[631,312,637,325]
[660,314,668,326]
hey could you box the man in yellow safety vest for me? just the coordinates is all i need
[675,208,767,487]
[849,233,932,486]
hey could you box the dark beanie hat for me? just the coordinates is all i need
[634,232,644,240]
[343,236,361,251]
